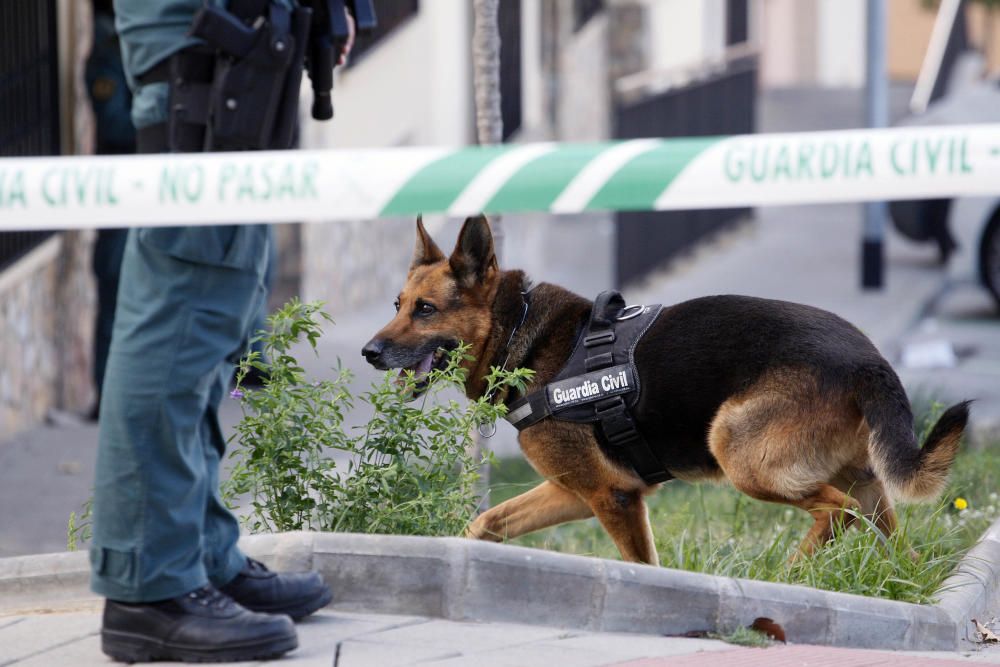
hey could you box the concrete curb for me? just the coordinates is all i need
[305,533,955,650]
[0,520,1000,650]
[934,517,1000,647]
[1,522,997,651]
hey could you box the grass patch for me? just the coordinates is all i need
[712,626,774,648]
[488,445,1000,604]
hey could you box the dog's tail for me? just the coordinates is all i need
[854,364,970,501]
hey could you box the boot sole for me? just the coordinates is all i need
[244,585,334,621]
[102,628,298,663]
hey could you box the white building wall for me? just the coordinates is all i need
[816,0,865,87]
[760,0,866,88]
[300,4,473,149]
[760,0,813,87]
[641,0,725,71]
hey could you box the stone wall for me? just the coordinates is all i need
[0,2,96,440]
[0,241,61,434]
[0,232,95,436]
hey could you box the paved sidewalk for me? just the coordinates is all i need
[2,605,999,667]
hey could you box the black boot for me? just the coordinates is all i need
[220,558,332,620]
[101,585,297,663]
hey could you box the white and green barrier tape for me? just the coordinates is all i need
[1,124,999,230]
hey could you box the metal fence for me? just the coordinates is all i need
[613,54,757,287]
[499,0,522,140]
[0,0,60,271]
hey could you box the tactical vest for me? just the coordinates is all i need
[504,291,672,485]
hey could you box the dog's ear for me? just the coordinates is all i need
[449,214,498,288]
[411,215,445,269]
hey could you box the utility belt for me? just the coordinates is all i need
[139,0,310,152]
[504,291,673,486]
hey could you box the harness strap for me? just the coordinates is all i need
[585,291,671,485]
[594,395,673,484]
[504,290,673,486]
[506,391,550,430]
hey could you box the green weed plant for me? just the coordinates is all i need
[221,299,532,537]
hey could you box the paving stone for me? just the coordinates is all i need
[539,632,733,658]
[359,618,566,651]
[335,638,457,666]
[12,634,102,667]
[613,644,995,666]
[302,610,428,638]
[0,612,99,664]
[0,617,25,632]
[414,643,623,667]
[901,647,1000,665]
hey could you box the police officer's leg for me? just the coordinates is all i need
[92,225,301,663]
[91,223,267,593]
[89,78,295,664]
[203,300,334,620]
[200,366,247,587]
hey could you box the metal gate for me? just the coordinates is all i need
[499,0,522,140]
[0,0,60,270]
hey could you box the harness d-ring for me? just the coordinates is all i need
[617,305,644,321]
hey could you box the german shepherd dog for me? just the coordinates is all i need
[362,215,971,564]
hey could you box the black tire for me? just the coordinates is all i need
[979,210,1000,311]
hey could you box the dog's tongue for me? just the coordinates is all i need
[397,352,435,385]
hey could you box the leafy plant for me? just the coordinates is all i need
[67,497,92,552]
[222,299,533,537]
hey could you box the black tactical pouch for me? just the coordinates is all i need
[191,0,309,150]
[159,0,310,152]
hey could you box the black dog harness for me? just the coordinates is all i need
[504,291,672,485]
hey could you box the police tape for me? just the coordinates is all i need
[1,124,999,230]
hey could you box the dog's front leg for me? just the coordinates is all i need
[587,489,659,565]
[465,480,593,542]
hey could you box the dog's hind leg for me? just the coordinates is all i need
[832,467,898,539]
[708,377,865,559]
[464,480,593,542]
[788,484,862,557]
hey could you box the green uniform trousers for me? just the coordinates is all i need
[90,224,270,602]
[94,0,277,602]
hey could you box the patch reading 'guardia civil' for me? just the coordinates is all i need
[546,364,635,411]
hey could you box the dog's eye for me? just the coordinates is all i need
[393,298,400,313]
[415,302,436,317]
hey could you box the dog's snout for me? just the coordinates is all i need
[362,338,386,367]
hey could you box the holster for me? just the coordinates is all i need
[149,0,311,152]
